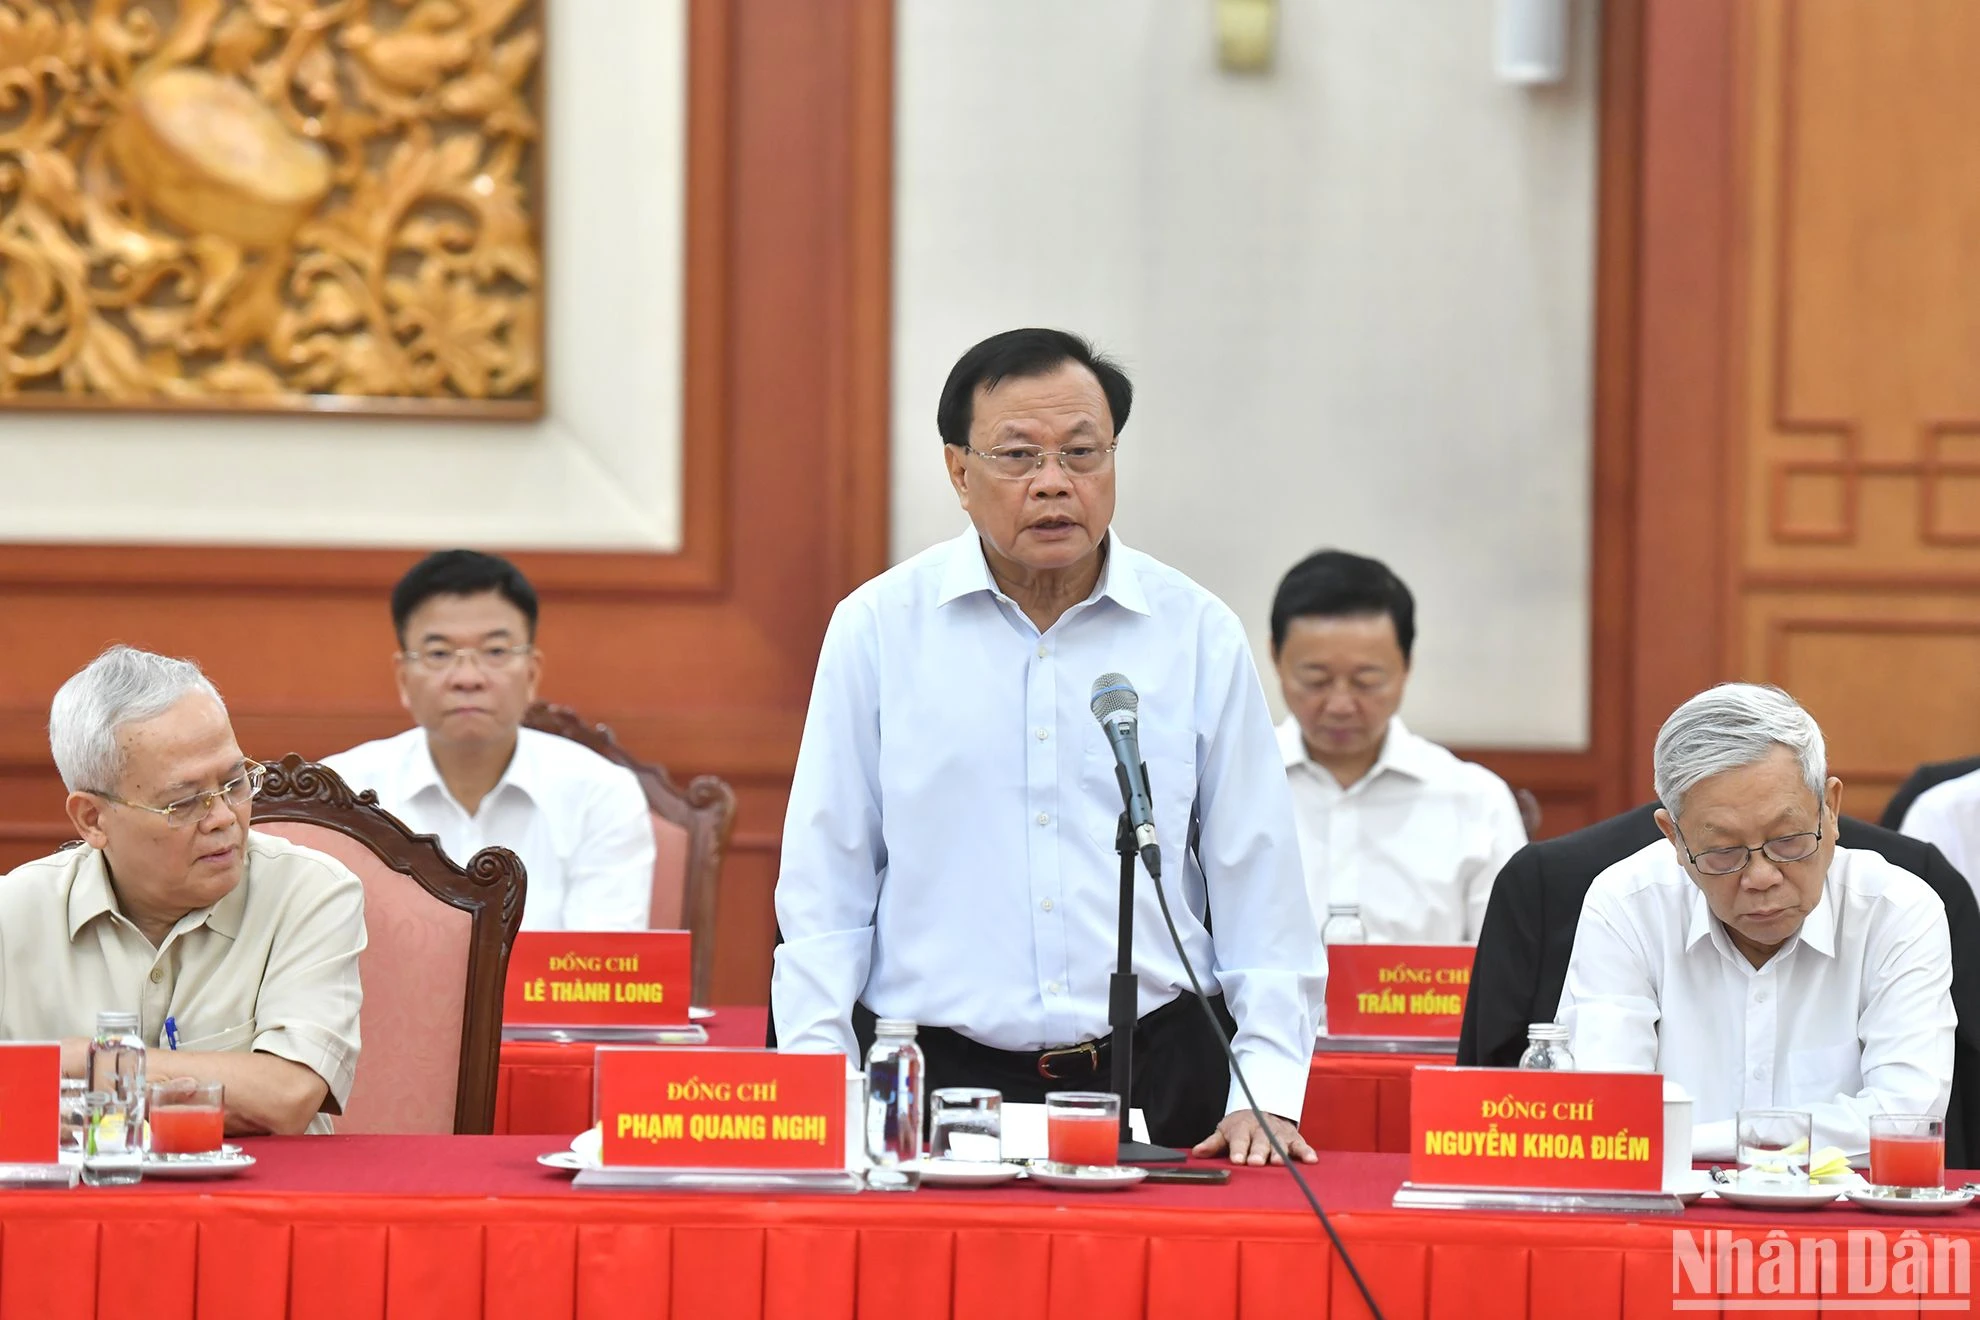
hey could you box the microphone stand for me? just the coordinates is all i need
[1110,789,1186,1164]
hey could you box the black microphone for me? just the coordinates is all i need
[1090,673,1161,878]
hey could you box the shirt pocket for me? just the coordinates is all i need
[1786,1041,1862,1100]
[174,1019,257,1053]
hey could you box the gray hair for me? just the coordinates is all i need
[48,645,226,793]
[1653,682,1827,818]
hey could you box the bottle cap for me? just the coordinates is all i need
[1326,904,1360,917]
[94,1010,139,1032]
[1527,1022,1569,1041]
[873,1018,919,1038]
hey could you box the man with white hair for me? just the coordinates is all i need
[0,646,366,1135]
[1560,683,1954,1158]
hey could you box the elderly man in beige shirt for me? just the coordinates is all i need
[0,645,365,1135]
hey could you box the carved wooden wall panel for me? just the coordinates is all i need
[0,0,543,415]
[1729,0,1980,820]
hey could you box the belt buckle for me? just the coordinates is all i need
[1036,1041,1099,1080]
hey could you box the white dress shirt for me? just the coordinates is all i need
[1900,767,1980,907]
[323,727,655,931]
[1279,715,1525,947]
[1560,840,1954,1159]
[772,530,1324,1119]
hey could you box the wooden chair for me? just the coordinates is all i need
[251,754,526,1135]
[523,701,737,1006]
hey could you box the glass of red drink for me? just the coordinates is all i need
[148,1079,225,1158]
[1045,1091,1120,1168]
[1869,1114,1945,1190]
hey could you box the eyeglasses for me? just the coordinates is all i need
[965,442,1118,481]
[400,643,534,672]
[1673,818,1824,876]
[89,761,266,829]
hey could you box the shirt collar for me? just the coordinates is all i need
[407,727,537,808]
[66,844,250,942]
[1277,714,1433,783]
[935,528,1150,618]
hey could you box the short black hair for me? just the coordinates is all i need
[936,328,1133,447]
[390,550,540,646]
[1269,550,1416,661]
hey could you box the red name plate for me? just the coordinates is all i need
[503,931,691,1027]
[1325,944,1473,1038]
[1410,1067,1664,1191]
[596,1048,845,1169]
[0,1043,59,1163]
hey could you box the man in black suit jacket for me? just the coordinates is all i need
[1458,804,1980,1165]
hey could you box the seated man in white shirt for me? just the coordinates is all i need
[1899,767,1980,908]
[1561,682,1954,1159]
[1270,550,1526,947]
[323,550,654,930]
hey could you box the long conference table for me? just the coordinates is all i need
[494,1007,1438,1154]
[5,1134,1969,1319]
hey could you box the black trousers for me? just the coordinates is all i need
[853,992,1239,1149]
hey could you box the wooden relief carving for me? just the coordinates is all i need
[0,0,543,415]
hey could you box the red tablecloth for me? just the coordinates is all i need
[5,1136,1972,1319]
[498,1012,1439,1155]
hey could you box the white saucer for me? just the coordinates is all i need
[1706,1180,1844,1210]
[1670,1170,1713,1205]
[689,1006,715,1021]
[142,1145,255,1179]
[537,1150,591,1173]
[1845,1186,1976,1215]
[913,1160,1022,1187]
[1025,1161,1147,1191]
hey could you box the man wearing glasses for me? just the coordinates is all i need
[774,328,1322,1162]
[323,550,654,930]
[0,646,365,1134]
[1560,682,1954,1159]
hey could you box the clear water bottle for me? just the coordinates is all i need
[83,1010,146,1185]
[1322,903,1367,944]
[864,1019,925,1191]
[1519,1022,1575,1071]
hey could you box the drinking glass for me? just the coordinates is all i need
[929,1088,1002,1162]
[1736,1108,1812,1188]
[146,1079,225,1158]
[58,1079,88,1159]
[1869,1114,1945,1190]
[80,1090,143,1186]
[1045,1091,1121,1168]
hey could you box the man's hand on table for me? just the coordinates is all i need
[1192,1109,1316,1166]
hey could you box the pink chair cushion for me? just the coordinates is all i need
[259,822,469,1134]
[650,811,690,928]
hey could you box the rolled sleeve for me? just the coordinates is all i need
[1194,622,1325,1120]
[251,862,366,1113]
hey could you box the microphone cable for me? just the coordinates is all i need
[1149,856,1387,1320]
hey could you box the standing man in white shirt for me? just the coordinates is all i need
[323,551,654,931]
[1899,768,1980,908]
[1561,683,1954,1158]
[1271,550,1525,947]
[773,328,1323,1162]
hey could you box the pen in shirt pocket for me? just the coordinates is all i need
[163,1016,179,1050]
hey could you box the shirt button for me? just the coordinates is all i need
[1035,727,1050,740]
[1041,899,1054,912]
[1037,813,1050,826]
[1046,982,1062,995]
[148,968,162,984]
[1752,1067,1764,1080]
[1755,990,1769,1003]
[1037,644,1049,659]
